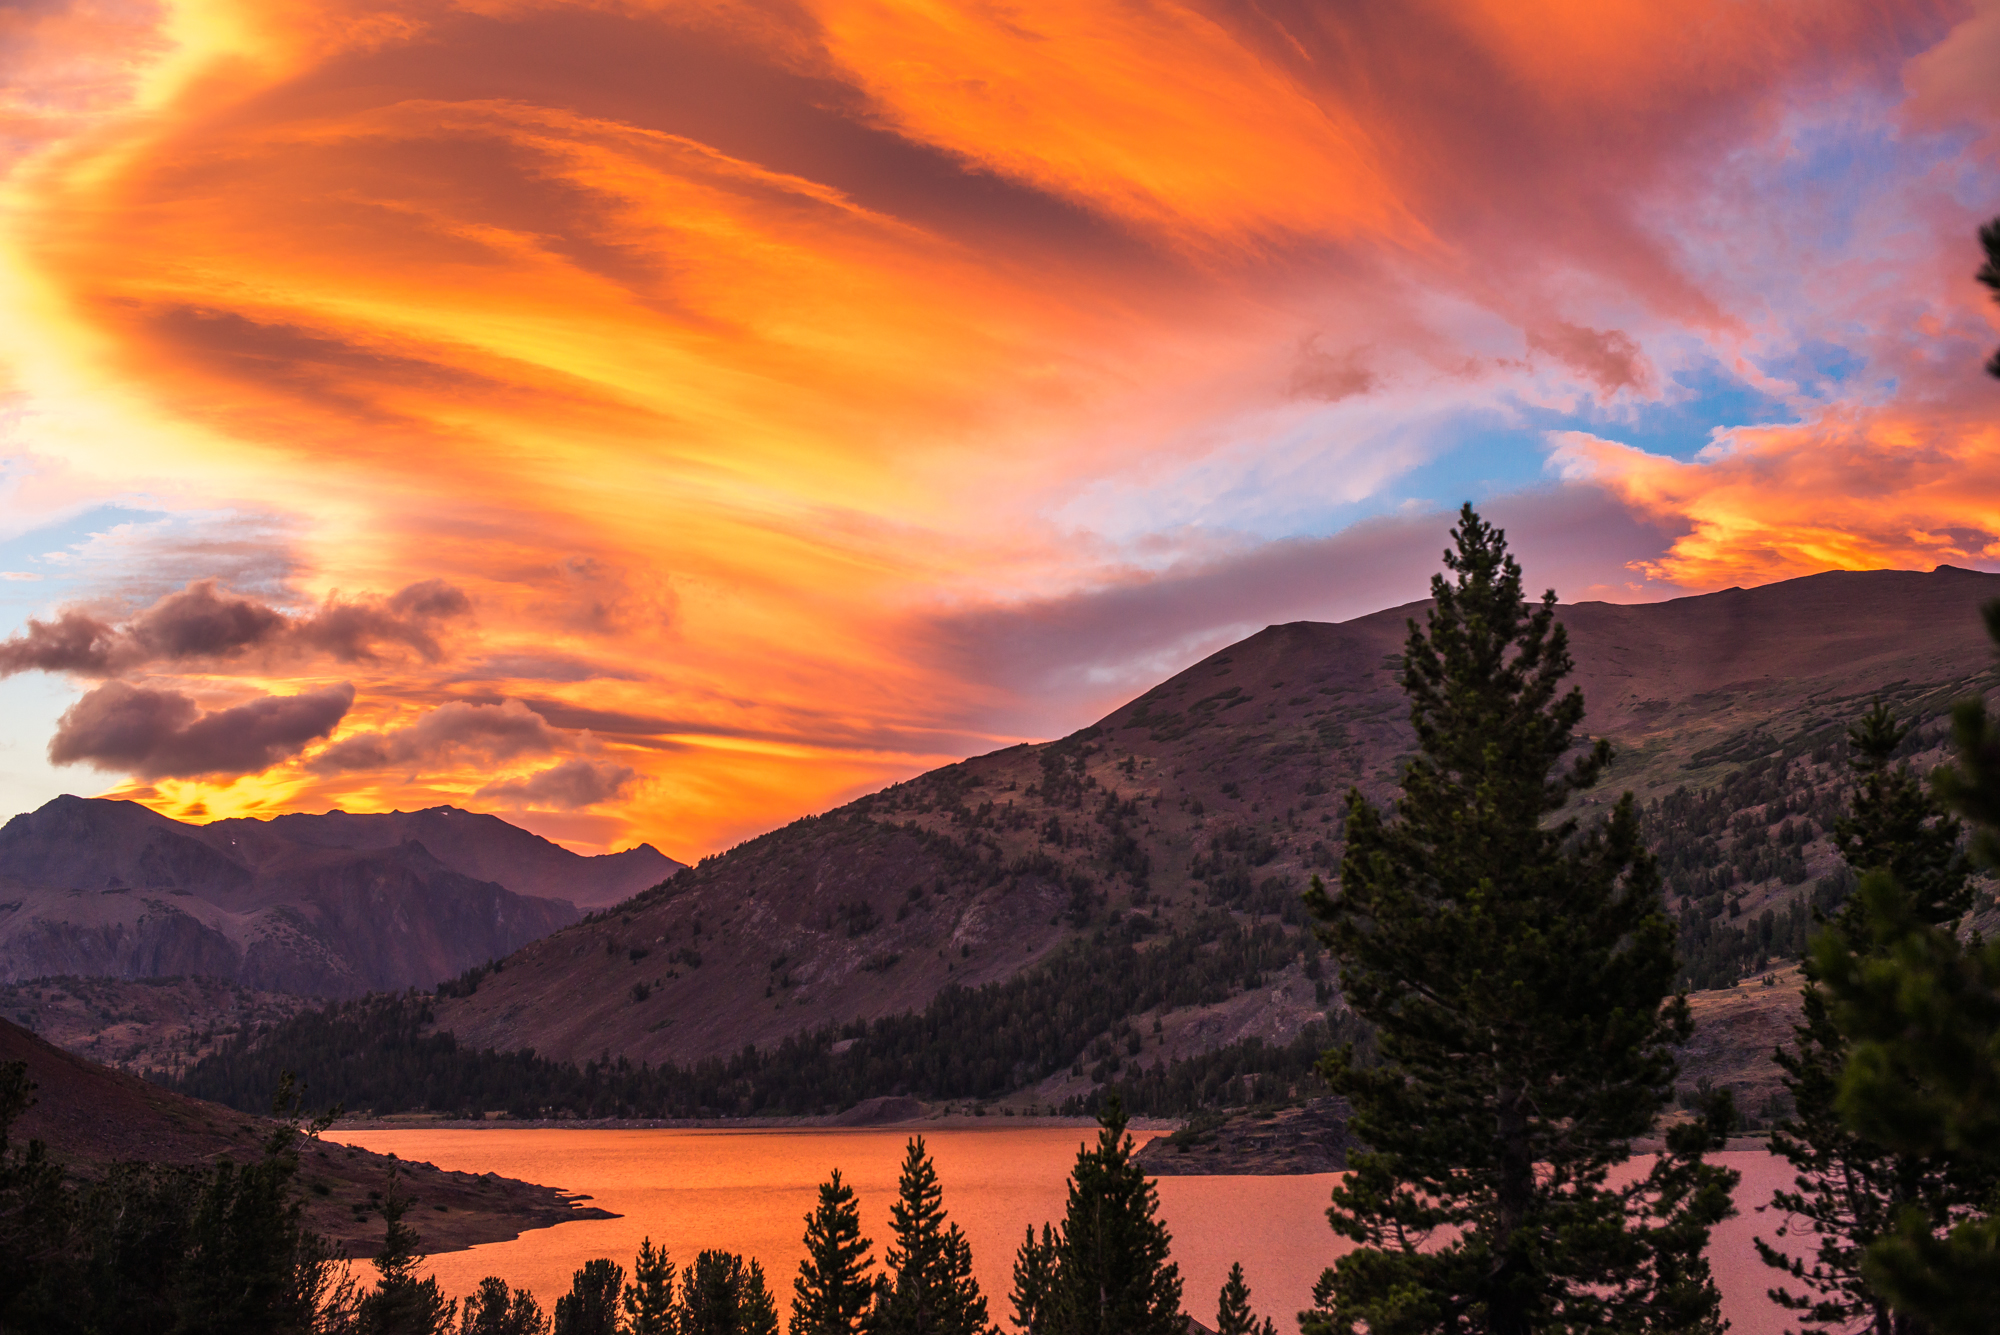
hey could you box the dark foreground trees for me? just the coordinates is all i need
[1304,505,1737,1334]
[1757,702,1979,1332]
[0,1067,359,1333]
[1009,1095,1182,1335]
[875,1136,989,1335]
[1808,598,2000,1333]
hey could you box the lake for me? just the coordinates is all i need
[332,1129,1802,1334]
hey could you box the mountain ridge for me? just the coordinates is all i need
[0,798,682,995]
[417,566,2000,1084]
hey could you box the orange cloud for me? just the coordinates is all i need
[1553,404,2000,588]
[0,0,1988,855]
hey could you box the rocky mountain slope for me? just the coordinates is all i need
[1,974,315,1076]
[0,1016,610,1256]
[0,799,678,995]
[426,566,2000,1081]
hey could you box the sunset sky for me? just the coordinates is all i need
[0,0,1995,859]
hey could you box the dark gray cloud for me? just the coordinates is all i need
[476,757,638,809]
[0,576,472,677]
[295,579,472,662]
[49,681,355,779]
[0,610,117,674]
[306,698,561,774]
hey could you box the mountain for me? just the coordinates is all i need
[201,806,679,909]
[0,799,680,995]
[0,1015,610,1256]
[416,566,2000,1085]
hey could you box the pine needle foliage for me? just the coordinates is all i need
[621,1237,677,1335]
[1050,1095,1182,1335]
[688,1251,780,1335]
[1008,1225,1058,1335]
[555,1258,627,1335]
[1304,504,1737,1335]
[791,1170,875,1335]
[874,1136,989,1335]
[459,1277,548,1335]
[1215,1262,1276,1335]
[1814,599,2000,1332]
[1759,702,1979,1332]
[359,1171,459,1335]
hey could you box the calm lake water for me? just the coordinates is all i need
[331,1129,1800,1334]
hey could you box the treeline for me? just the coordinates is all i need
[0,1071,353,1333]
[4,1059,1275,1335]
[170,912,1334,1119]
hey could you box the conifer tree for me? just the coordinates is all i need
[791,1171,875,1335]
[621,1237,677,1335]
[875,1136,990,1335]
[555,1259,627,1335]
[1215,1262,1275,1335]
[687,1250,779,1335]
[358,1171,459,1335]
[1008,1224,1058,1335]
[1758,702,1976,1331]
[1815,599,2000,1332]
[1050,1095,1182,1335]
[461,1276,550,1335]
[1305,504,1737,1334]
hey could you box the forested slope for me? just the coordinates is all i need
[176,566,2000,1116]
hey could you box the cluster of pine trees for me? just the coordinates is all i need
[0,1088,1295,1335]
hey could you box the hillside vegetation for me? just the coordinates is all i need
[174,567,2000,1118]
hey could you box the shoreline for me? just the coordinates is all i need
[332,1113,1179,1132]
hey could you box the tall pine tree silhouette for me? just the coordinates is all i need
[1050,1095,1181,1335]
[1815,599,2000,1332]
[874,1136,989,1335]
[1305,504,1737,1334]
[621,1237,677,1335]
[357,1171,457,1335]
[1214,1263,1274,1335]
[1758,702,1978,1332]
[790,1170,874,1335]
[1008,1224,1059,1335]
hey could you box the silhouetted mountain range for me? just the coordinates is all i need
[0,799,680,996]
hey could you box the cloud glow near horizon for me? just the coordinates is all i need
[0,0,1995,857]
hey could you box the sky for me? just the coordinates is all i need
[0,0,1994,860]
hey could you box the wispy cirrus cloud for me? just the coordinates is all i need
[0,0,1989,853]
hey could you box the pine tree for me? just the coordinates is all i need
[686,1250,780,1335]
[555,1259,627,1335]
[1215,1262,1275,1335]
[461,1276,550,1335]
[1306,504,1737,1334]
[1758,702,1976,1331]
[741,1260,782,1335]
[791,1170,875,1335]
[621,1237,677,1335]
[358,1171,459,1335]
[1008,1224,1058,1335]
[875,1136,990,1335]
[1051,1094,1182,1335]
[1814,599,2000,1332]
